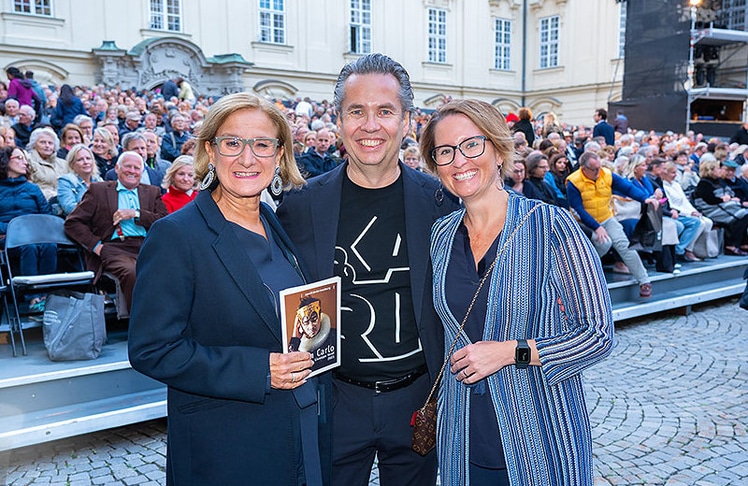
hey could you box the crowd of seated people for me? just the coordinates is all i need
[2,77,748,312]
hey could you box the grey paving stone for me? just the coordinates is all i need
[2,299,745,486]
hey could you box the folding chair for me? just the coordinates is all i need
[2,214,95,356]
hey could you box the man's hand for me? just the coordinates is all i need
[112,209,138,226]
[594,226,610,244]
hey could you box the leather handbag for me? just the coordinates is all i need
[411,204,540,456]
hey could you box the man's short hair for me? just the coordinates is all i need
[596,108,608,120]
[116,151,144,168]
[333,53,414,116]
[19,105,36,118]
[584,141,601,154]
[121,132,146,151]
[579,151,599,168]
[74,114,93,126]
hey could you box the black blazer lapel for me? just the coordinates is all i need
[195,191,282,342]
[308,164,346,279]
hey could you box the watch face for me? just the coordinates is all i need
[517,347,531,363]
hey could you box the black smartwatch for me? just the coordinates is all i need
[515,339,530,369]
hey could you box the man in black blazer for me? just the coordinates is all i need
[593,108,615,146]
[278,53,459,486]
[65,151,167,312]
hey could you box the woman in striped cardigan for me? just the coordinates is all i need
[419,99,615,486]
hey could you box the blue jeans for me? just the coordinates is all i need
[674,215,705,254]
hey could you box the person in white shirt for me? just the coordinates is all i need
[662,161,712,261]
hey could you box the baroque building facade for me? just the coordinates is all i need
[0,0,625,126]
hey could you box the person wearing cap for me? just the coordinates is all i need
[722,159,748,202]
[119,111,142,139]
[504,112,519,129]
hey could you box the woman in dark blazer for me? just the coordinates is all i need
[128,93,325,485]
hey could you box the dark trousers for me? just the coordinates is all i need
[726,216,748,247]
[100,238,142,312]
[332,373,437,486]
[18,243,57,300]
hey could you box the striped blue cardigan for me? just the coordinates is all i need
[431,194,615,486]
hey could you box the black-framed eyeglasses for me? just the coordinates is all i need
[430,136,488,166]
[212,136,280,158]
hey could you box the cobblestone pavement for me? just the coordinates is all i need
[1,298,745,485]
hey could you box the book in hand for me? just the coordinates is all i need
[280,276,341,378]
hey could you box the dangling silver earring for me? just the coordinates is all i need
[270,166,283,197]
[497,165,505,190]
[200,163,216,191]
[435,185,444,205]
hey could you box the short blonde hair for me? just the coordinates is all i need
[66,143,100,179]
[162,155,195,189]
[420,99,515,177]
[194,92,304,190]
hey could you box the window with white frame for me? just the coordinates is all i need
[618,1,627,59]
[13,0,52,16]
[350,0,372,54]
[539,15,559,69]
[259,0,286,44]
[717,0,747,31]
[150,0,182,32]
[494,18,511,70]
[428,8,447,63]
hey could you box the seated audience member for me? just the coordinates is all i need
[524,150,568,208]
[722,159,748,202]
[105,132,164,190]
[662,161,711,261]
[65,151,168,312]
[142,130,170,178]
[57,144,102,216]
[505,159,541,200]
[161,155,196,213]
[26,127,67,200]
[92,127,118,176]
[160,113,190,162]
[11,105,37,147]
[672,150,699,195]
[119,111,142,139]
[693,159,748,255]
[57,123,84,160]
[0,146,55,312]
[74,114,95,145]
[1,98,21,126]
[0,126,15,148]
[567,151,657,297]
[545,152,570,202]
[298,127,336,178]
[402,146,424,172]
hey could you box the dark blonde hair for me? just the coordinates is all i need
[419,99,515,177]
[194,92,304,190]
[66,144,100,179]
[162,155,195,189]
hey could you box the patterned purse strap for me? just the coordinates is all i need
[419,204,541,411]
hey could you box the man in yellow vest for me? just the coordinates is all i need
[567,151,659,298]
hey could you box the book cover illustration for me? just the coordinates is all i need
[280,276,341,377]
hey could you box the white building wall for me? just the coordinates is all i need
[0,0,624,127]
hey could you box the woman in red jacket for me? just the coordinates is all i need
[161,155,196,213]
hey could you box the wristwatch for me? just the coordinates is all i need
[515,339,530,369]
[134,210,141,221]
